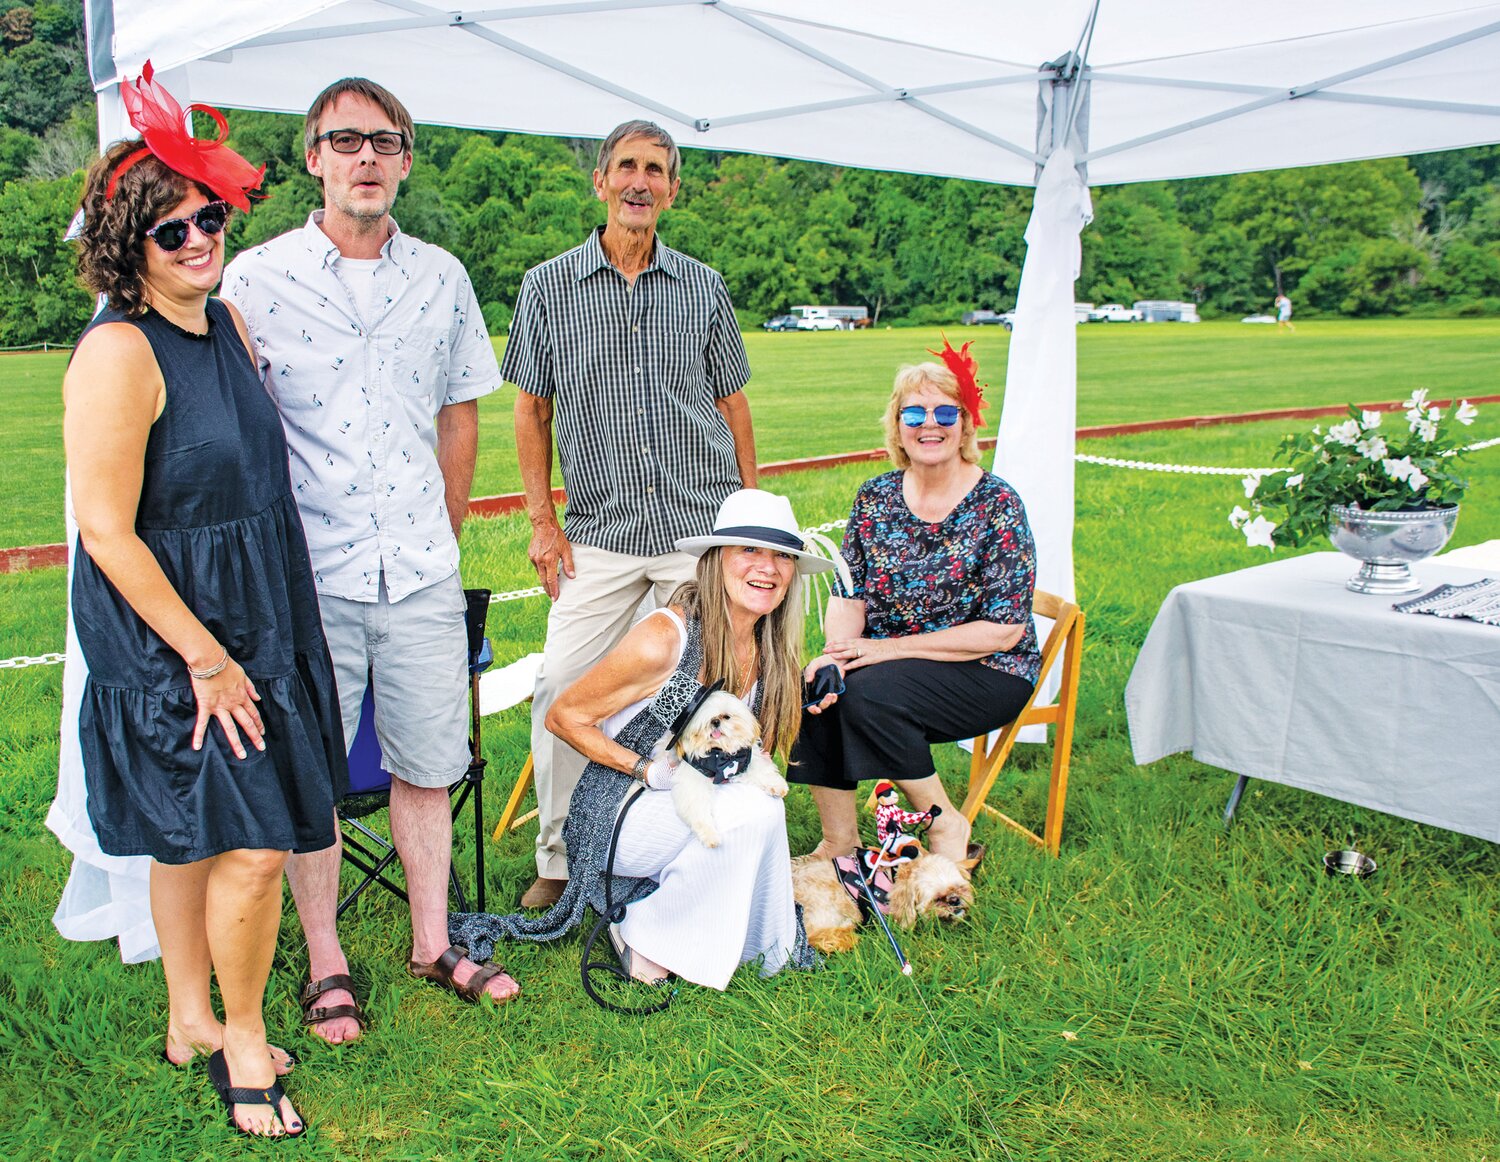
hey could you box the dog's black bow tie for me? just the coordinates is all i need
[688,746,754,785]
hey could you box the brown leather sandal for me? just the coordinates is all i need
[407,945,518,1004]
[300,973,368,1033]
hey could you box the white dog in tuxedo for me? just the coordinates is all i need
[669,690,787,848]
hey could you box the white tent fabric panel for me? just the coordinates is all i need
[97,1,1500,185]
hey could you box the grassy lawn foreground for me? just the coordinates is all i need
[2,417,1498,1159]
[4,318,1500,548]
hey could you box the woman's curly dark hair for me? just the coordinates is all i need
[76,140,221,318]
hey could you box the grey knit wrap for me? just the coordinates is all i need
[450,615,818,975]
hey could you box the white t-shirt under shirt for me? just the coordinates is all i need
[222,213,502,604]
[332,255,383,329]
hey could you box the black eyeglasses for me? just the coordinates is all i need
[145,201,230,252]
[315,128,407,155]
[900,404,962,428]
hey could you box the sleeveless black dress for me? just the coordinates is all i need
[70,299,347,864]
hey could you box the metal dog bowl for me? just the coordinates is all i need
[1323,849,1377,878]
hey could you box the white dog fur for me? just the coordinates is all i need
[671,690,787,847]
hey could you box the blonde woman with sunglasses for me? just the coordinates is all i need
[789,350,1040,867]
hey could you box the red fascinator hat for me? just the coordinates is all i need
[926,336,988,429]
[105,61,265,211]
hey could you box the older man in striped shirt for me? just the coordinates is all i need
[504,120,757,909]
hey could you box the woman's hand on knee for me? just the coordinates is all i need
[825,637,898,671]
[190,659,265,759]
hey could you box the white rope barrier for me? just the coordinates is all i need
[0,653,65,670]
[1075,454,1276,475]
[5,439,1497,671]
[489,586,547,603]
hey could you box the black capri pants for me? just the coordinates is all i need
[787,658,1034,791]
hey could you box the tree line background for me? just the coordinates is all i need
[4,0,1500,347]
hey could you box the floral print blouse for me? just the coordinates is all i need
[839,470,1040,684]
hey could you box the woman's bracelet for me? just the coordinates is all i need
[188,648,229,681]
[630,753,651,781]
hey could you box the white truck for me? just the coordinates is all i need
[790,305,869,331]
[1088,303,1143,323]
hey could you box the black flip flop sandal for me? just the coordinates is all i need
[206,1049,305,1138]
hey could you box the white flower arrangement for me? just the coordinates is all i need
[1230,394,1478,550]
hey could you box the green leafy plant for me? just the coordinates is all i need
[1231,389,1478,549]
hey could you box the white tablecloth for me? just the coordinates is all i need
[1125,552,1500,843]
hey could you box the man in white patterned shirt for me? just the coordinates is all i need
[224,78,516,1036]
[504,120,757,909]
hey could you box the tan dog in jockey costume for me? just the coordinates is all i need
[790,782,976,954]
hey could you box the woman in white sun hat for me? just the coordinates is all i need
[452,489,835,988]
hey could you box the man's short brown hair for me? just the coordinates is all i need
[304,77,416,156]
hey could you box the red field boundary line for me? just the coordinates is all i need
[8,394,1497,574]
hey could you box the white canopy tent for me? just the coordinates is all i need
[58,0,1500,959]
[81,0,1500,603]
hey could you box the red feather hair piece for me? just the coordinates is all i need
[927,335,988,429]
[105,61,265,211]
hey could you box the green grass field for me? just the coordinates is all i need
[5,318,1500,548]
[3,401,1499,1158]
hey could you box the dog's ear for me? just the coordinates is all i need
[889,887,919,928]
[956,856,979,875]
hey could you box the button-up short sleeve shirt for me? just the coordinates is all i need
[224,213,500,603]
[501,228,751,557]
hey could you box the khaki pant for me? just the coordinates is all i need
[531,543,699,878]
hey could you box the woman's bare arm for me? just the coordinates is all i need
[65,324,264,757]
[545,610,684,776]
[825,619,1025,671]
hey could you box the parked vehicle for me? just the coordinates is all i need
[1088,303,1143,323]
[1241,315,1276,324]
[790,304,870,331]
[1134,300,1200,323]
[762,314,800,331]
[961,310,1007,326]
[1074,302,1095,323]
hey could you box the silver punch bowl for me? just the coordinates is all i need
[1327,503,1458,595]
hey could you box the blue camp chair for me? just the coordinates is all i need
[336,587,494,916]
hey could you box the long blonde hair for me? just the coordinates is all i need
[673,548,804,759]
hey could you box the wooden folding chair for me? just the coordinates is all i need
[958,589,1084,857]
[493,730,537,840]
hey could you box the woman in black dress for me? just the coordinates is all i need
[63,68,345,1138]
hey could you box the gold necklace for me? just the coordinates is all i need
[735,641,759,696]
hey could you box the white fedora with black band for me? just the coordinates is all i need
[674,489,836,575]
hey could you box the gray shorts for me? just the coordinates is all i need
[318,571,469,789]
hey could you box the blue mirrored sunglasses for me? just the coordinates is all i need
[900,404,962,428]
